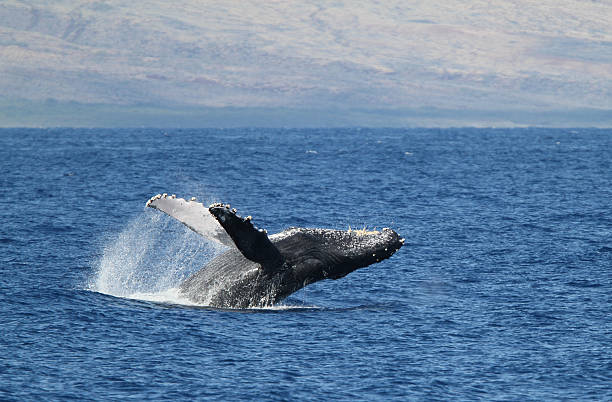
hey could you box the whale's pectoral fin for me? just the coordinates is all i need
[209,204,284,271]
[145,194,234,247]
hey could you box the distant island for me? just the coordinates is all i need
[1,1,610,127]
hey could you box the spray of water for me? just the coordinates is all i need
[89,209,320,310]
[89,211,225,305]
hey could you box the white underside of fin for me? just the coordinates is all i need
[146,194,234,247]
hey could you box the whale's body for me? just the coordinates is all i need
[146,194,403,308]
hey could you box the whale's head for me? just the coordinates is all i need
[272,227,404,285]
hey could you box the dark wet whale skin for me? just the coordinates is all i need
[179,206,404,308]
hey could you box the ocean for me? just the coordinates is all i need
[1,127,611,400]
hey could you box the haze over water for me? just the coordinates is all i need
[2,127,611,400]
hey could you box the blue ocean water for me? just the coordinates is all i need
[1,127,611,400]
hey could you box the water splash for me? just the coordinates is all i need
[89,210,321,310]
[89,211,225,304]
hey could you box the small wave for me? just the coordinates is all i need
[90,285,396,313]
[94,288,324,311]
[566,280,602,288]
[240,304,324,313]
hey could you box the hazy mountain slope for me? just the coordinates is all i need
[0,0,610,125]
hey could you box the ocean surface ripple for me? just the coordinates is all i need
[1,128,611,400]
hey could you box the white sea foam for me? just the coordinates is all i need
[89,211,224,306]
[126,287,200,306]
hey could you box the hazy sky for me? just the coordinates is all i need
[1,0,611,126]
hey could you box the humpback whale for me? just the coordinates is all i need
[146,194,404,308]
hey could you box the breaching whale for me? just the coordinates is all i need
[146,194,404,308]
